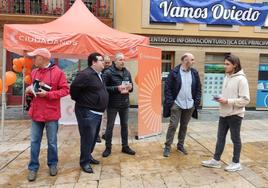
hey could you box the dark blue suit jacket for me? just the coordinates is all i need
[163,64,202,118]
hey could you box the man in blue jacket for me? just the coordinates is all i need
[163,53,201,157]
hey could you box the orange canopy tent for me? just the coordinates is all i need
[1,0,149,139]
[3,0,149,59]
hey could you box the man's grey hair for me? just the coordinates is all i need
[115,53,124,61]
[103,54,111,61]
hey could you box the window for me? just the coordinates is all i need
[161,51,174,79]
[205,53,229,64]
[69,0,110,17]
[260,54,268,64]
[30,0,42,14]
[14,0,25,14]
[70,0,95,12]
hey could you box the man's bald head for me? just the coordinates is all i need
[180,53,195,70]
[181,53,194,61]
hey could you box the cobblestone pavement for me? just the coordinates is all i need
[0,109,267,187]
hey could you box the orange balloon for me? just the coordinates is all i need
[5,71,17,86]
[24,68,32,75]
[19,57,26,66]
[24,58,33,69]
[24,75,32,85]
[0,79,8,93]
[13,58,23,70]
[13,64,23,73]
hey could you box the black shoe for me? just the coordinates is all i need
[49,166,58,176]
[28,170,37,181]
[90,158,100,165]
[177,145,188,155]
[102,147,111,157]
[102,134,106,140]
[122,146,136,155]
[163,146,171,157]
[81,164,93,173]
[96,135,101,143]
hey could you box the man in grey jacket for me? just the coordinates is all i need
[202,54,250,172]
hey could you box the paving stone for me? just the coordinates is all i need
[99,177,120,188]
[121,175,143,188]
[0,110,267,187]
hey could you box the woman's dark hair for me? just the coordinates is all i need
[88,52,102,66]
[224,54,242,73]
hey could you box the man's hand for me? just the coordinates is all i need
[118,85,125,92]
[217,98,228,104]
[25,85,33,95]
[118,84,129,94]
[36,88,47,97]
[126,83,132,91]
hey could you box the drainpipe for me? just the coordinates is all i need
[113,0,116,28]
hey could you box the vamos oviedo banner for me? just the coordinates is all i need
[150,0,268,26]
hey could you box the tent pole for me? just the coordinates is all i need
[21,68,25,116]
[113,0,116,28]
[1,48,7,141]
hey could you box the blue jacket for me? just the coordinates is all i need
[163,64,202,118]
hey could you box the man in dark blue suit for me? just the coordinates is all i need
[163,53,202,157]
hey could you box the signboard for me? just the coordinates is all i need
[137,45,162,138]
[150,0,268,26]
[150,35,268,48]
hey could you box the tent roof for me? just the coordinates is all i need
[3,0,149,59]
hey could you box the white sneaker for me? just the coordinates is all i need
[201,159,221,168]
[224,162,242,172]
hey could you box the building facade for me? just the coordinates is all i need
[0,0,113,105]
[114,0,268,109]
[2,0,268,109]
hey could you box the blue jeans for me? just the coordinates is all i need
[75,104,102,167]
[28,120,59,172]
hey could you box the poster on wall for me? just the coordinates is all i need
[203,64,225,108]
[256,64,268,110]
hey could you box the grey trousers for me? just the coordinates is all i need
[165,103,194,148]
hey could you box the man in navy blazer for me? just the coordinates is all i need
[163,53,201,157]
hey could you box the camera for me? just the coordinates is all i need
[33,79,52,92]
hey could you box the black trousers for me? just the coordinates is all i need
[214,115,242,163]
[105,107,129,148]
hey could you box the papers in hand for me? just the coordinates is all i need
[212,95,221,101]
